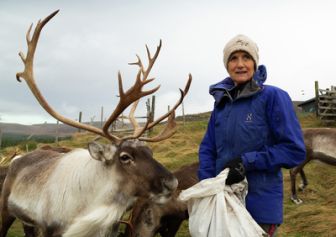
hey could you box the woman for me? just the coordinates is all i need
[198,34,306,236]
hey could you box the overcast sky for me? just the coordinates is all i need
[1,0,336,125]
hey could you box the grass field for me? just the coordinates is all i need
[1,113,335,237]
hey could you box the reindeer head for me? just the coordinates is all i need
[88,140,177,203]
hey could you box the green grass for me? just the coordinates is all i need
[5,221,24,237]
[2,113,336,237]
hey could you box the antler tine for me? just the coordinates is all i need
[128,100,140,132]
[122,120,151,141]
[143,40,161,80]
[128,55,145,75]
[120,99,150,141]
[147,74,192,130]
[129,39,162,83]
[139,111,177,142]
[125,96,177,143]
[16,10,59,82]
[15,10,120,142]
[135,75,191,143]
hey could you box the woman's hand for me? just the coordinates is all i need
[225,157,246,185]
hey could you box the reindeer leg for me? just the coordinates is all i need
[160,219,184,237]
[0,212,16,237]
[23,224,38,237]
[298,169,308,191]
[290,156,312,204]
[41,228,57,237]
[107,223,120,237]
[289,168,303,204]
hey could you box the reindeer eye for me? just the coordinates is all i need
[119,152,132,164]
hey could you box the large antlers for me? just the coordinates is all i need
[16,10,192,145]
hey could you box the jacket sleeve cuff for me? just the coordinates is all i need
[241,152,257,171]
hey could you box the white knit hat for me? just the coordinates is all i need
[223,34,259,70]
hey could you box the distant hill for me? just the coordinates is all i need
[176,111,211,122]
[0,112,212,137]
[0,122,77,136]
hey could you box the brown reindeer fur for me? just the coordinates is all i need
[127,162,199,237]
[290,128,336,204]
[0,147,70,237]
[40,145,72,154]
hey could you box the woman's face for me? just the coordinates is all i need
[227,51,255,85]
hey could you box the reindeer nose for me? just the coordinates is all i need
[162,176,178,192]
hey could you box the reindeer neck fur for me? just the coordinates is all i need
[63,197,135,237]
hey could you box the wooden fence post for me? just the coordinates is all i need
[314,81,319,118]
[145,96,156,133]
[0,128,2,150]
[78,111,82,133]
[151,95,155,123]
[146,98,150,119]
[182,101,185,127]
[55,120,59,144]
[315,83,336,123]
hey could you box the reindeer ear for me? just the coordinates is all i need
[88,142,105,162]
[88,142,117,162]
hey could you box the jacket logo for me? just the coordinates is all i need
[245,113,253,122]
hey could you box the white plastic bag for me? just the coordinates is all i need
[179,168,267,237]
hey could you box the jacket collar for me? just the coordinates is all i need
[209,65,267,105]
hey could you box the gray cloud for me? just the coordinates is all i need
[1,0,336,124]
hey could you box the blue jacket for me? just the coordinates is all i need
[198,65,306,224]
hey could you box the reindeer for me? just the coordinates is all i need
[121,162,198,237]
[0,10,192,237]
[290,128,336,204]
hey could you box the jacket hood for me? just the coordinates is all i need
[209,65,267,103]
